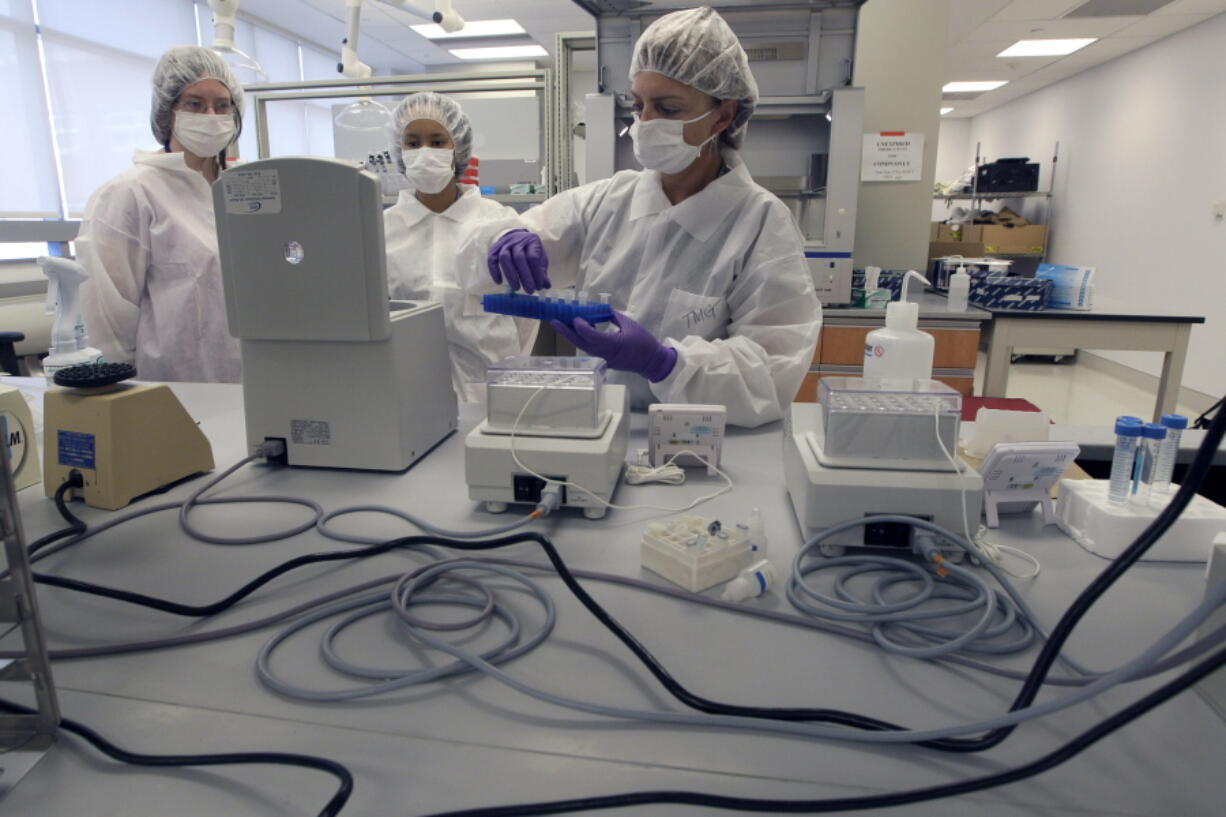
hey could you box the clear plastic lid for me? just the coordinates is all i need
[487,356,606,390]
[820,376,961,415]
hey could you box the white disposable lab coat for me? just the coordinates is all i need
[78,149,241,383]
[384,185,536,403]
[519,151,821,428]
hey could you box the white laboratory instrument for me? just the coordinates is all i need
[0,386,40,491]
[978,440,1079,528]
[465,356,628,519]
[648,403,725,473]
[214,157,456,471]
[42,365,214,510]
[783,377,983,555]
[36,256,104,384]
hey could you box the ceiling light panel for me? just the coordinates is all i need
[940,107,955,115]
[450,45,549,60]
[997,38,1097,56]
[942,80,1009,92]
[411,19,526,40]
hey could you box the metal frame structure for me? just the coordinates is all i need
[552,31,597,193]
[244,69,558,196]
[0,424,59,793]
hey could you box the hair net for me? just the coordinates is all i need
[388,92,474,178]
[630,6,759,149]
[150,45,244,149]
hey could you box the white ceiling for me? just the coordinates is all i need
[232,0,595,75]
[230,1,1224,119]
[943,0,1226,117]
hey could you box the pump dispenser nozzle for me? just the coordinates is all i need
[37,256,104,384]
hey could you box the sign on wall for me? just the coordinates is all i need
[861,131,924,182]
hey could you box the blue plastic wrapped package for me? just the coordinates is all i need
[968,273,1051,311]
[1035,263,1095,310]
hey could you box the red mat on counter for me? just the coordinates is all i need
[961,396,1045,422]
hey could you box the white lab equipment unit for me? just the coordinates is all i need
[465,357,629,519]
[978,440,1080,528]
[648,403,725,473]
[214,157,456,471]
[783,378,983,556]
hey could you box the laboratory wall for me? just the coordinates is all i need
[950,12,1226,400]
[851,0,947,271]
[931,117,971,222]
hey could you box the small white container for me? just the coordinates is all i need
[946,267,970,312]
[641,513,754,592]
[1055,479,1226,563]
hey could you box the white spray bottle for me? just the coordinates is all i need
[862,269,934,384]
[37,256,104,385]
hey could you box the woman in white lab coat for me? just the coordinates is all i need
[383,92,535,403]
[482,7,821,428]
[78,45,243,383]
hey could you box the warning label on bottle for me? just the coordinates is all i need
[291,419,331,446]
[222,169,282,215]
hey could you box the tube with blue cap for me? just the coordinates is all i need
[37,256,104,385]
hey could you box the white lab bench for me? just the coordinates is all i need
[2,382,1223,816]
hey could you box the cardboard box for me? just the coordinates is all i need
[928,240,984,259]
[931,222,970,242]
[967,224,1047,255]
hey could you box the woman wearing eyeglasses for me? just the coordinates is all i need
[77,45,244,383]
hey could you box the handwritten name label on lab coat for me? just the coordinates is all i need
[223,169,283,215]
[861,132,924,182]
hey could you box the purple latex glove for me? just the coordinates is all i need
[552,310,678,383]
[487,229,551,294]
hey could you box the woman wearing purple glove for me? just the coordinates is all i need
[482,7,821,428]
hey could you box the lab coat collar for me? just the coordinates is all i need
[628,150,755,242]
[392,184,482,227]
[133,148,200,174]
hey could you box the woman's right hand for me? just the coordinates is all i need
[487,229,551,294]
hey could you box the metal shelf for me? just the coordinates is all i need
[933,191,1051,201]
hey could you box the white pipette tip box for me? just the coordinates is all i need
[1055,479,1226,563]
[641,514,753,593]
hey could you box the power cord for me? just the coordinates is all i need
[414,644,1226,816]
[0,698,353,817]
[932,405,1041,579]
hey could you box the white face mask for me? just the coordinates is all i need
[173,110,237,158]
[630,108,719,175]
[404,147,456,194]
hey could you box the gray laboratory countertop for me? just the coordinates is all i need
[3,382,1223,817]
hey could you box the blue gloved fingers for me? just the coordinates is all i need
[487,245,504,285]
[525,239,551,290]
[498,243,523,291]
[550,319,584,349]
[508,241,534,294]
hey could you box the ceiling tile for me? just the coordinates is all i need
[1112,11,1215,35]
[994,0,1086,20]
[948,0,1013,43]
[946,54,1058,81]
[1152,0,1226,13]
[949,38,1019,57]
[963,15,1144,41]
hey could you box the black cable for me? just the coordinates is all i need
[31,397,1225,756]
[0,699,353,817]
[417,645,1226,816]
[966,394,1226,751]
[1192,395,1221,429]
[26,473,85,557]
